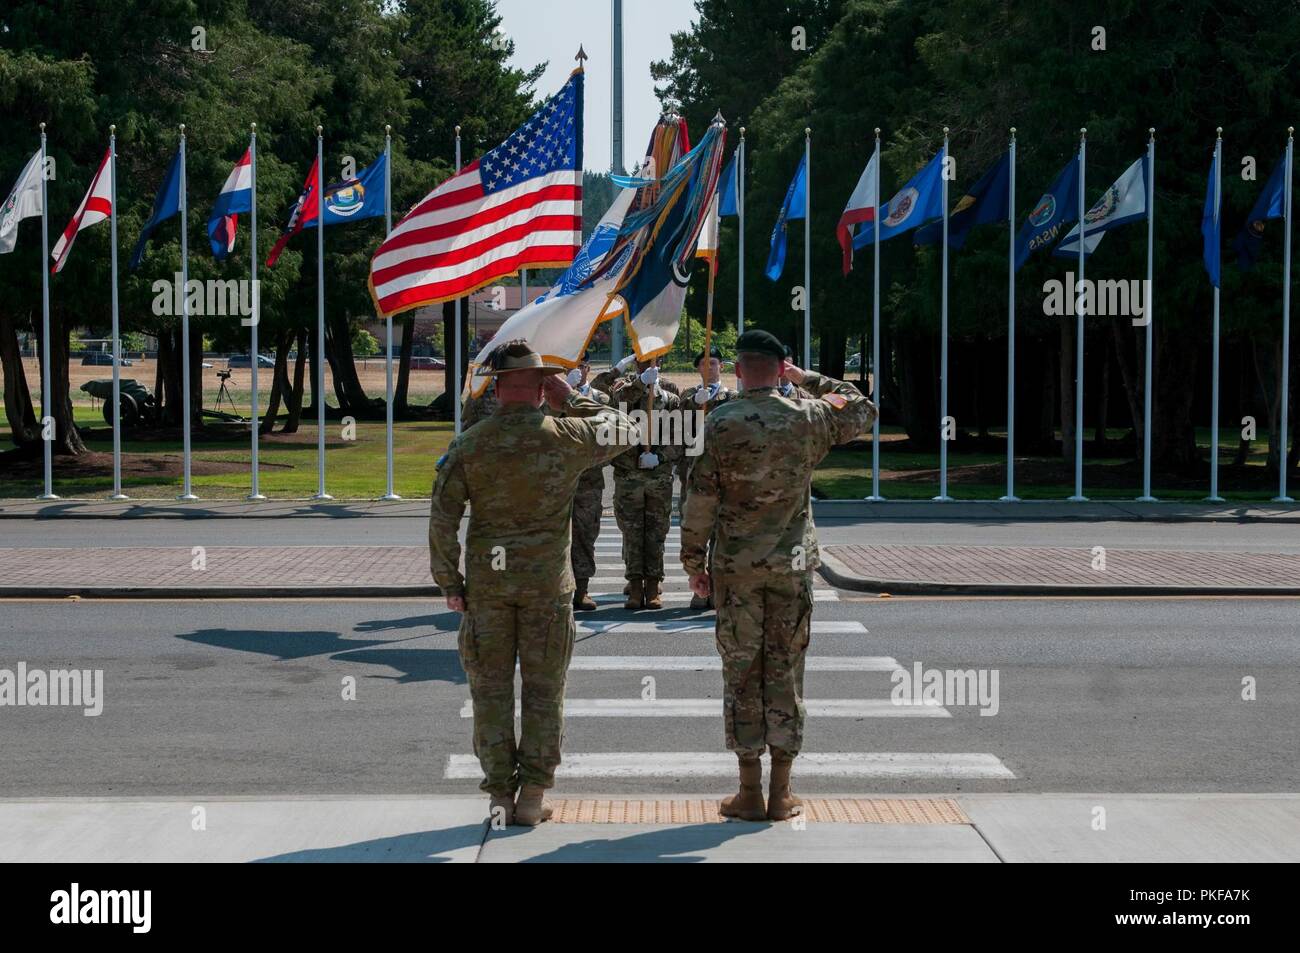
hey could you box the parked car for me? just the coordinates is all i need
[227,354,275,368]
[81,352,133,366]
[410,356,447,370]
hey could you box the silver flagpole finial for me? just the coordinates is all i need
[1149,127,1156,141]
[455,124,461,137]
[1290,126,1295,138]
[109,124,116,135]
[385,123,391,135]
[739,126,745,139]
[179,123,185,136]
[1010,126,1016,136]
[316,124,323,136]
[712,109,724,125]
[1080,127,1087,139]
[1216,126,1223,137]
[943,126,949,136]
[39,121,45,132]
[250,122,256,133]
[805,127,811,137]
[874,127,881,137]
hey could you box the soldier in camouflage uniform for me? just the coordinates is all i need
[429,341,633,826]
[676,345,734,609]
[681,329,876,821]
[566,354,609,611]
[461,379,499,430]
[609,357,682,610]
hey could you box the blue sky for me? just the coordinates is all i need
[494,0,699,172]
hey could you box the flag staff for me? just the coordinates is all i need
[1137,128,1158,502]
[248,122,266,500]
[108,124,126,500]
[1275,126,1295,503]
[1000,127,1019,502]
[867,127,884,501]
[382,123,400,500]
[178,124,198,500]
[38,123,57,500]
[803,127,812,368]
[703,111,725,360]
[737,126,746,335]
[935,127,952,502]
[312,124,332,499]
[453,124,463,436]
[1207,128,1225,502]
[1070,128,1088,501]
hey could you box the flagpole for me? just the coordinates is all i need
[454,124,463,436]
[1275,127,1295,503]
[803,127,811,369]
[867,127,884,501]
[1208,129,1225,503]
[1001,127,1019,502]
[704,112,724,359]
[38,123,57,500]
[382,123,400,500]
[310,126,331,499]
[178,124,197,501]
[1137,129,1158,502]
[935,127,952,502]
[108,125,126,500]
[1070,128,1088,501]
[248,122,266,501]
[737,126,745,335]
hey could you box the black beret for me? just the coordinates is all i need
[735,329,786,360]
[693,345,724,368]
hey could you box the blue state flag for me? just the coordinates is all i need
[764,152,806,280]
[1233,152,1287,270]
[852,147,945,249]
[1012,155,1079,271]
[129,148,183,271]
[303,152,388,228]
[1202,151,1221,288]
[718,150,739,217]
[915,151,1010,249]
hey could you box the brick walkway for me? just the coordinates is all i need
[825,544,1300,591]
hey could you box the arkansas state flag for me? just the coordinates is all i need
[265,157,319,267]
[51,147,112,274]
[209,149,252,259]
[837,152,878,274]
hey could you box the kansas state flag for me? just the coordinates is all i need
[1012,155,1080,271]
[765,153,806,280]
[209,149,252,259]
[852,146,945,249]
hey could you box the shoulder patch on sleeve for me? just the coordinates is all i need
[822,393,849,410]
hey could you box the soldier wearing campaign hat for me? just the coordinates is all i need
[429,340,634,826]
[680,328,877,821]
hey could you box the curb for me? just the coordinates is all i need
[0,585,440,600]
[815,551,1300,598]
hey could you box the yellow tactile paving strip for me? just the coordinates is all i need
[547,798,969,824]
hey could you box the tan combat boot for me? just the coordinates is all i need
[624,577,644,610]
[513,784,554,826]
[767,748,803,821]
[719,755,767,821]
[573,581,597,612]
[489,793,515,826]
[643,578,663,610]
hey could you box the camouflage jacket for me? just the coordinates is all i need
[680,373,877,578]
[461,388,499,430]
[607,374,686,475]
[429,393,633,599]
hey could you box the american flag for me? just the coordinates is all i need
[369,70,583,318]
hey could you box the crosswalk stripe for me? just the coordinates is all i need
[577,620,866,635]
[445,752,1015,780]
[591,575,687,584]
[565,655,902,672]
[588,591,839,603]
[460,698,950,718]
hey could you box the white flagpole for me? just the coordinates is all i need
[935,128,952,502]
[1137,129,1157,502]
[248,123,265,501]
[38,123,57,500]
[1070,128,1088,501]
[382,124,400,500]
[868,127,884,501]
[1275,127,1295,502]
[313,125,332,500]
[178,125,197,501]
[1208,129,1224,502]
[108,125,126,500]
[454,125,463,436]
[803,127,811,368]
[737,126,745,335]
[1001,128,1018,502]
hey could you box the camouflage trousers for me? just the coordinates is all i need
[457,592,575,796]
[570,467,605,582]
[613,469,674,580]
[713,570,814,759]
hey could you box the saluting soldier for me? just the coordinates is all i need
[676,344,734,609]
[680,329,877,821]
[429,340,633,826]
[565,353,610,611]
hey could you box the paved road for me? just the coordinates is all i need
[3,519,1296,798]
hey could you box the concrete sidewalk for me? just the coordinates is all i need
[3,541,1299,598]
[1,794,1295,863]
[3,497,1300,522]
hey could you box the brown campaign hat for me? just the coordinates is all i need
[482,339,566,377]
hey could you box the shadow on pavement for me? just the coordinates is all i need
[487,821,768,863]
[253,823,487,862]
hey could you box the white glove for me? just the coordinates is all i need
[693,383,717,405]
[638,451,660,469]
[616,354,637,372]
[639,366,659,387]
[565,368,583,387]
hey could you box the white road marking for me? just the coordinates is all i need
[460,698,949,718]
[577,620,866,635]
[564,655,902,672]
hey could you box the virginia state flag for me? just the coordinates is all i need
[764,153,806,280]
[852,146,945,249]
[1054,156,1148,258]
[915,151,1010,250]
[1012,155,1079,271]
[1233,152,1287,270]
[129,148,182,271]
[208,148,252,259]
[1202,150,1221,288]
